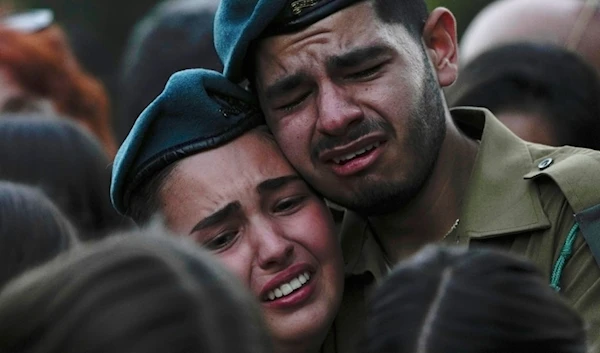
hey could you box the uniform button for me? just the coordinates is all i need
[538,158,553,170]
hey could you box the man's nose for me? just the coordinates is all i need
[253,221,294,271]
[316,82,363,136]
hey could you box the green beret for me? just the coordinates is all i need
[110,69,263,215]
[214,0,363,82]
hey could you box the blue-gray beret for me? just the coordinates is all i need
[110,68,263,215]
[214,0,363,82]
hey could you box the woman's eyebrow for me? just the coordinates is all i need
[190,201,242,234]
[257,175,302,195]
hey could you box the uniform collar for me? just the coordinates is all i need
[453,107,551,239]
[338,107,552,277]
[339,210,389,278]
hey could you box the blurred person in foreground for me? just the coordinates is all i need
[363,245,588,353]
[460,0,600,75]
[213,0,600,350]
[0,117,130,241]
[0,181,77,290]
[117,0,222,143]
[111,68,344,353]
[447,43,600,149]
[0,9,118,157]
[0,226,272,353]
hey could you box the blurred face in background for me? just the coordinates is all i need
[0,66,53,113]
[159,129,345,353]
[495,111,559,146]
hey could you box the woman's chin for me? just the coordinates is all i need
[265,305,337,353]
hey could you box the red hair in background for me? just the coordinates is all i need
[0,24,117,158]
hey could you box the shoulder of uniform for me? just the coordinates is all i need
[524,144,600,212]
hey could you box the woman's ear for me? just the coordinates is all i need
[423,8,459,87]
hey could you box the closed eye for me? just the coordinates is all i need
[276,92,310,113]
[346,63,385,80]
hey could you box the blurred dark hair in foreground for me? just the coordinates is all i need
[0,181,77,289]
[0,225,272,353]
[363,245,587,353]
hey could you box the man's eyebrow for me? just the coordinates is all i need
[257,175,302,195]
[190,201,242,233]
[327,44,391,70]
[265,73,307,100]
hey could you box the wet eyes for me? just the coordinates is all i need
[273,196,306,214]
[204,230,238,251]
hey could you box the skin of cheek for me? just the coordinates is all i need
[159,170,259,292]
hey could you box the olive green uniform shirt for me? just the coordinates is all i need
[321,108,600,352]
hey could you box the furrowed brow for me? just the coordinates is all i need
[264,73,307,100]
[257,175,302,195]
[190,201,242,233]
[327,45,390,70]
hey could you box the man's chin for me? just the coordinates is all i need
[322,180,423,216]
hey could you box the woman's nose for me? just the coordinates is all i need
[253,221,294,271]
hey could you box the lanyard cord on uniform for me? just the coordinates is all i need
[550,222,580,292]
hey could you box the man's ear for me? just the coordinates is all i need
[423,8,459,87]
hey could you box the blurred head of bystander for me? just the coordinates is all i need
[363,245,588,353]
[0,180,77,289]
[447,43,600,149]
[0,226,272,353]
[117,0,222,143]
[460,0,600,76]
[0,116,131,240]
[0,9,118,157]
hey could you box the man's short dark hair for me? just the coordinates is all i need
[447,43,600,150]
[371,0,429,36]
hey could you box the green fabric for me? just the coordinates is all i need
[337,108,600,352]
[576,203,600,268]
[110,69,263,214]
[550,222,580,292]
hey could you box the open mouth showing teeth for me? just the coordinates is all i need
[332,142,380,165]
[265,272,311,301]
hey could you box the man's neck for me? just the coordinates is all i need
[368,113,479,263]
